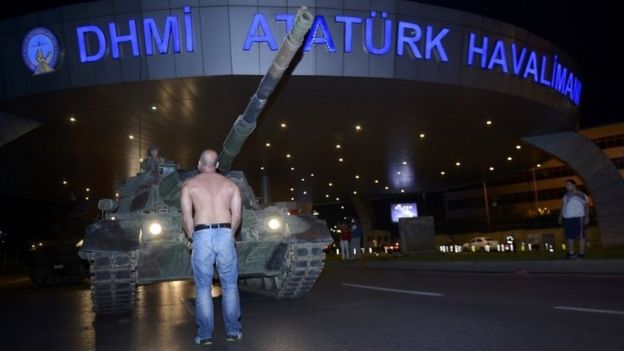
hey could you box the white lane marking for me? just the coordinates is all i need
[554,306,624,316]
[342,283,443,296]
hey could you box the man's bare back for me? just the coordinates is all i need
[181,150,242,238]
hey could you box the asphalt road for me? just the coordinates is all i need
[1,267,623,351]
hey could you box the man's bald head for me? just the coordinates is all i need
[198,149,218,172]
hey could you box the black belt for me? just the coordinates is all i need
[195,223,231,231]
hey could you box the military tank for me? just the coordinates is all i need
[78,7,333,315]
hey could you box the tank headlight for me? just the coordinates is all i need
[267,218,281,230]
[149,223,162,235]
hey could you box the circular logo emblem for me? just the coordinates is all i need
[22,27,60,75]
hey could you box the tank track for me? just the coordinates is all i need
[86,250,138,314]
[240,242,326,299]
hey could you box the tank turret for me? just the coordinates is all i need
[78,7,333,315]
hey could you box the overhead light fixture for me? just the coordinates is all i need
[260,166,265,170]
[300,178,305,182]
[338,158,344,162]
[537,164,542,168]
[489,166,495,171]
[115,192,119,197]
[69,116,76,123]
[336,144,341,149]
[266,142,271,147]
[62,180,68,185]
[286,154,291,158]
[290,197,295,201]
[419,133,425,138]
[353,191,357,195]
[402,161,407,165]
[290,167,295,171]
[374,179,379,183]
[151,105,157,111]
[507,156,513,161]
[385,186,389,190]
[303,191,307,195]
[280,123,287,128]
[486,120,493,125]
[129,135,134,140]
[85,196,89,200]
[355,175,360,179]
[310,173,315,177]
[400,189,405,193]
[515,145,522,150]
[355,125,362,131]
[86,188,90,192]
[397,171,401,175]
[441,171,446,175]
[290,187,294,192]
[455,162,461,167]
[325,194,329,198]
[340,206,345,209]
[336,197,340,201]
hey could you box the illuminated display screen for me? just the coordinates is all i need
[390,203,418,223]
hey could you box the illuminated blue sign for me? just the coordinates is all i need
[21,27,61,75]
[466,33,581,105]
[242,11,580,106]
[75,6,194,63]
[24,6,580,106]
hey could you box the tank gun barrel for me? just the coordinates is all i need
[218,7,313,172]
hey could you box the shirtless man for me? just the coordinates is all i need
[181,149,242,345]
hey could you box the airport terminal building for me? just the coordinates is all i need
[0,0,622,246]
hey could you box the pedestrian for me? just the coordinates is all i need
[558,179,590,259]
[350,218,363,258]
[181,149,243,345]
[338,221,351,260]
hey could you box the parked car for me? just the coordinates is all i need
[462,236,499,252]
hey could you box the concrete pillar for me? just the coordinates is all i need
[523,131,624,247]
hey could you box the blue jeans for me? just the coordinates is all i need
[192,228,241,338]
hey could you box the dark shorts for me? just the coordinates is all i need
[564,217,585,239]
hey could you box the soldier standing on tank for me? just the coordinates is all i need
[181,149,243,345]
[140,144,165,174]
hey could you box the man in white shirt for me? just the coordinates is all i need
[558,179,590,259]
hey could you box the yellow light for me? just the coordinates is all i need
[455,162,461,166]
[260,166,265,170]
[85,196,89,200]
[489,167,495,171]
[537,164,542,168]
[129,135,134,139]
[300,178,305,182]
[268,218,281,230]
[286,154,291,158]
[149,223,162,235]
[265,142,271,147]
[355,175,359,179]
[507,156,513,161]
[336,197,340,201]
[440,171,446,175]
[310,173,315,177]
[374,179,379,183]
[115,192,119,197]
[353,191,357,195]
[290,167,295,171]
[338,158,344,162]
[486,120,493,125]
[419,133,425,138]
[86,188,90,192]
[325,194,329,198]
[303,191,307,195]
[516,145,522,150]
[69,116,76,123]
[355,125,362,131]
[336,144,341,149]
[280,123,287,128]
[328,182,333,186]
[151,105,157,111]
[290,197,295,201]
[62,180,68,185]
[290,187,294,192]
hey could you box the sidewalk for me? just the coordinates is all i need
[328,258,624,274]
